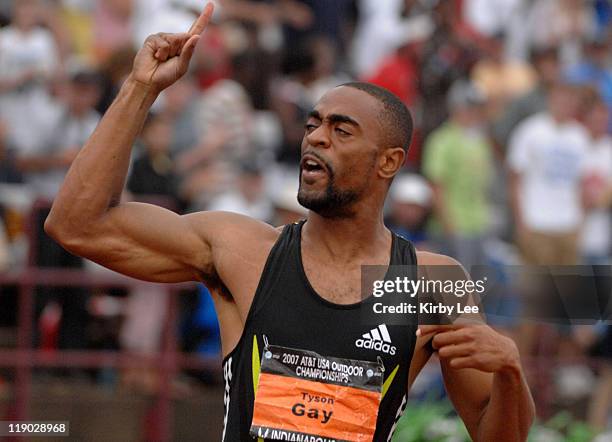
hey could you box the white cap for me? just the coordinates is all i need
[272,177,308,215]
[390,174,432,206]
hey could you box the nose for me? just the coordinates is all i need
[305,124,331,149]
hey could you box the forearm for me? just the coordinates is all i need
[46,77,158,236]
[477,366,535,441]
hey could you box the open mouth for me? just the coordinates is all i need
[300,155,328,183]
[302,158,324,173]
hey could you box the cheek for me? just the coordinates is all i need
[336,153,376,185]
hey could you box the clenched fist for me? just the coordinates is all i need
[130,2,214,94]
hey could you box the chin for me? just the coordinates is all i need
[297,188,357,219]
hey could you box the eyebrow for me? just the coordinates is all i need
[308,110,361,128]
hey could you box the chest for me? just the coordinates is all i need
[302,258,364,304]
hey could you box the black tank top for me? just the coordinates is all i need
[221,221,418,441]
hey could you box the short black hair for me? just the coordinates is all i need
[340,82,413,152]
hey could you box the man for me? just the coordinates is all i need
[422,80,493,270]
[46,3,534,441]
[508,82,588,266]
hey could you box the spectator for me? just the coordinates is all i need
[463,0,522,38]
[270,176,307,225]
[161,74,202,156]
[386,173,433,249]
[526,0,597,65]
[507,82,588,265]
[365,15,432,108]
[351,0,431,79]
[56,0,96,63]
[0,121,22,184]
[176,50,257,209]
[491,45,560,150]
[422,80,493,269]
[208,162,273,222]
[282,0,351,53]
[579,94,612,265]
[127,113,180,204]
[0,0,61,155]
[471,32,537,119]
[93,0,134,62]
[418,0,484,140]
[17,69,102,199]
[565,36,612,130]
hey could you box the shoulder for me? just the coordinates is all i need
[183,211,282,285]
[416,250,470,278]
[185,210,280,249]
[416,250,462,266]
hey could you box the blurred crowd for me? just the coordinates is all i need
[0,0,610,433]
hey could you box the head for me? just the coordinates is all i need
[298,83,413,218]
[142,113,173,155]
[281,42,316,84]
[389,174,432,230]
[581,91,610,138]
[548,82,581,123]
[12,0,40,31]
[530,46,559,87]
[583,36,610,68]
[447,80,486,128]
[67,71,102,116]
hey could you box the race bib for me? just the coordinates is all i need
[250,345,384,442]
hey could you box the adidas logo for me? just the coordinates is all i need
[355,324,396,355]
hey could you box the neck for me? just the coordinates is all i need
[302,203,390,262]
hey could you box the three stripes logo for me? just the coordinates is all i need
[355,324,397,355]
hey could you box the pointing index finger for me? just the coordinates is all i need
[188,2,214,36]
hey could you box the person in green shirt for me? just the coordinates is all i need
[422,80,493,270]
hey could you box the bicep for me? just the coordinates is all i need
[80,202,212,282]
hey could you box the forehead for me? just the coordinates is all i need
[313,86,383,135]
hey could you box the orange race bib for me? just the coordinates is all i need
[250,345,384,442]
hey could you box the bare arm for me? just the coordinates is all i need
[414,252,534,441]
[45,3,273,284]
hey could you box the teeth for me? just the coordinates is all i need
[306,160,318,167]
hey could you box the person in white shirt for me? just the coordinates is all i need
[580,97,612,264]
[508,82,589,265]
[0,0,60,154]
[17,70,101,200]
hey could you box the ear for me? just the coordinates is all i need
[378,147,405,180]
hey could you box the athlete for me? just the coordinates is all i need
[45,3,534,441]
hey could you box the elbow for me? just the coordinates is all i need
[44,211,84,252]
[44,212,61,242]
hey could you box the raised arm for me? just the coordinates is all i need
[45,3,274,284]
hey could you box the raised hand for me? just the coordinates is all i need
[130,2,214,94]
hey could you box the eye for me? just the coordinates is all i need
[335,127,351,136]
[304,123,318,133]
